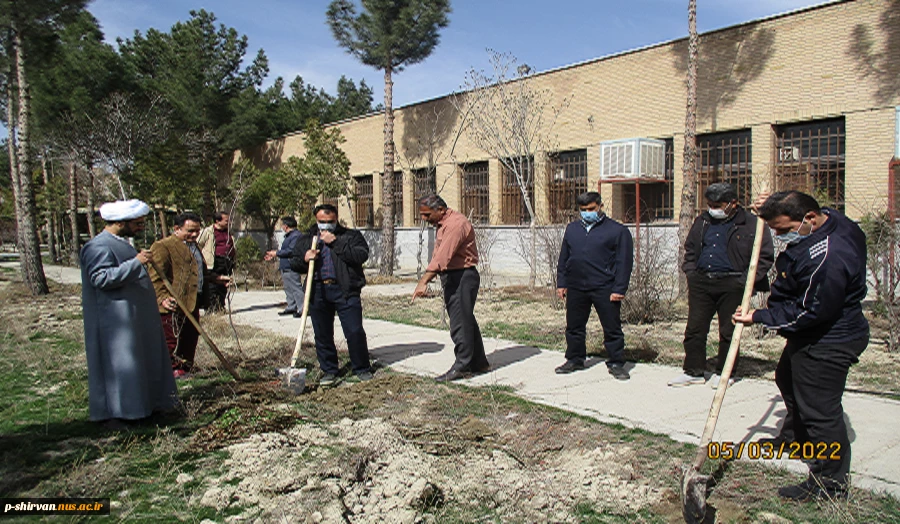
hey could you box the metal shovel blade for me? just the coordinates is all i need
[681,466,710,524]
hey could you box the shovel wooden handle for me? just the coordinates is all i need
[289,235,319,369]
[690,215,766,471]
[148,259,241,381]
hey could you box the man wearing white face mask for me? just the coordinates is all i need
[289,204,373,386]
[555,191,634,380]
[671,182,774,388]
[733,190,868,501]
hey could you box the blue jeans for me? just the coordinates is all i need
[308,282,370,375]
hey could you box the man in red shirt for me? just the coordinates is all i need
[197,212,236,313]
[412,194,490,382]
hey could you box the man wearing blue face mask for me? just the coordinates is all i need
[555,191,633,380]
[733,190,868,501]
[290,204,373,386]
[671,182,774,388]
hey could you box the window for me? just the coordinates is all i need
[391,171,403,226]
[500,156,535,225]
[354,175,374,228]
[696,129,752,212]
[775,118,845,211]
[460,162,489,224]
[622,139,674,222]
[548,149,588,223]
[413,167,437,225]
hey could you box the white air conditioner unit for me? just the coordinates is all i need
[778,146,800,162]
[599,138,666,181]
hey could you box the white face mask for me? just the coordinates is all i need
[708,208,728,220]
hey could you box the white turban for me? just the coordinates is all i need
[99,199,151,221]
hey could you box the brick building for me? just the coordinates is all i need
[238,0,899,274]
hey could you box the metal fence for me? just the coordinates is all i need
[548,149,588,224]
[460,162,490,224]
[500,156,534,225]
[354,175,374,228]
[774,117,845,211]
[696,129,753,211]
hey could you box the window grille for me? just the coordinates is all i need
[354,175,374,228]
[775,118,845,211]
[460,162,490,224]
[621,139,675,222]
[413,167,437,225]
[696,129,753,212]
[390,171,403,226]
[548,149,588,224]
[500,156,535,225]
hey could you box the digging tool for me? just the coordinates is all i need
[682,213,766,524]
[148,259,241,381]
[277,234,319,393]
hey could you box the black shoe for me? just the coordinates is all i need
[470,364,491,374]
[757,434,794,447]
[293,311,303,318]
[608,364,630,380]
[435,368,470,382]
[778,478,847,501]
[319,373,339,388]
[555,360,585,374]
[278,309,297,316]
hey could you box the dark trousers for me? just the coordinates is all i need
[682,273,744,376]
[207,255,233,312]
[775,337,867,485]
[161,307,200,372]
[565,287,625,367]
[441,267,489,372]
[308,282,370,375]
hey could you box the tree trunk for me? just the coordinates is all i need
[12,28,49,295]
[85,163,96,238]
[68,162,80,265]
[157,208,168,238]
[677,0,699,294]
[41,155,58,263]
[380,65,396,276]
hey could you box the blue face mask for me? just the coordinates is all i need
[317,222,336,232]
[775,219,808,245]
[580,210,601,224]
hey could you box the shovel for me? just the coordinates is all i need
[682,214,766,523]
[147,259,241,381]
[276,234,319,393]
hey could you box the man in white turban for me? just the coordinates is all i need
[80,199,179,429]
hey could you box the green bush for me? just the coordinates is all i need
[235,236,262,268]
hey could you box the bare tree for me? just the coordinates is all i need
[677,0,700,294]
[451,50,570,287]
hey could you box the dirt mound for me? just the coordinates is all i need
[195,415,664,522]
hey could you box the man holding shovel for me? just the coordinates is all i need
[151,212,230,379]
[290,204,373,386]
[734,190,869,501]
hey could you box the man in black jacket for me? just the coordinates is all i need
[555,192,634,380]
[290,204,373,386]
[734,190,868,501]
[670,183,774,389]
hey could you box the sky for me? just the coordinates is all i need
[2,0,832,139]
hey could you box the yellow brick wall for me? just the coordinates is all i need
[240,0,899,220]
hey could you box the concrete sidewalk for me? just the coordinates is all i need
[17,262,900,498]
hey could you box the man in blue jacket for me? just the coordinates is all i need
[734,190,868,501]
[266,216,304,317]
[555,192,634,380]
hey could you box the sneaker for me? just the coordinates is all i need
[278,309,297,316]
[668,373,705,387]
[608,364,630,381]
[778,477,848,501]
[708,374,735,389]
[319,373,339,387]
[345,371,374,383]
[554,360,585,374]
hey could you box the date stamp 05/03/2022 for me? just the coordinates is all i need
[707,441,842,461]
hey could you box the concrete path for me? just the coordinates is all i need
[15,262,900,498]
